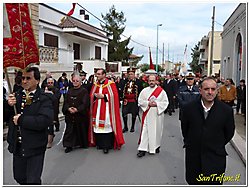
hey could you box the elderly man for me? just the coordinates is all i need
[181,77,235,184]
[137,75,168,157]
[45,78,61,148]
[62,74,90,153]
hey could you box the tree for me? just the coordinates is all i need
[138,64,164,73]
[189,42,202,74]
[101,5,133,63]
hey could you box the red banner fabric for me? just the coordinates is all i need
[149,47,154,70]
[3,3,39,69]
[67,3,76,16]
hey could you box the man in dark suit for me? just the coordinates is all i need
[163,74,177,115]
[181,77,235,185]
[7,67,54,185]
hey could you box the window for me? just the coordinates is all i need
[73,43,80,60]
[213,60,220,64]
[44,33,58,47]
[95,46,101,60]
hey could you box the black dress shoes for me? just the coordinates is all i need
[103,149,109,154]
[122,128,128,133]
[137,151,146,158]
[130,128,134,132]
[156,147,160,153]
[65,147,72,153]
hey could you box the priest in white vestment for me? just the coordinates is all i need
[137,75,169,157]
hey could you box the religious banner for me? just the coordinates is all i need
[3,3,39,69]
[149,47,154,70]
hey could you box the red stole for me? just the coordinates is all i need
[138,86,163,144]
[91,79,109,128]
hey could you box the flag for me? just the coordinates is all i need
[61,3,76,23]
[3,3,39,69]
[67,3,76,16]
[149,47,154,70]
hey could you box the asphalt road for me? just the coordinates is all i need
[3,109,246,185]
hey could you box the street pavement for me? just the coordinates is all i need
[3,109,246,185]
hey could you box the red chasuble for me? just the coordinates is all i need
[88,79,125,149]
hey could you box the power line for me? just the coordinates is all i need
[76,3,155,50]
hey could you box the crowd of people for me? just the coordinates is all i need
[3,67,245,185]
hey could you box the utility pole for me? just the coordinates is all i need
[209,6,215,76]
[162,43,164,65]
[168,43,169,62]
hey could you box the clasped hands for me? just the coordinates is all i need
[68,107,78,114]
[94,93,105,99]
[148,100,157,107]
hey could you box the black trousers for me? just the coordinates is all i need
[94,132,114,150]
[13,152,45,185]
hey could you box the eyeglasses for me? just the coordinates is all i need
[47,82,54,84]
[72,80,80,82]
[186,78,194,80]
[22,76,31,81]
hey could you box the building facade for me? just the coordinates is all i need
[199,31,222,76]
[220,3,246,86]
[39,3,108,79]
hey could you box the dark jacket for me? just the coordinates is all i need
[7,87,54,157]
[178,85,200,120]
[236,85,246,100]
[62,86,90,124]
[181,98,235,184]
[163,79,178,98]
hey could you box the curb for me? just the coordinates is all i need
[230,130,246,165]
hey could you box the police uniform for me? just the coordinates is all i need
[79,70,92,93]
[177,73,200,120]
[122,68,142,133]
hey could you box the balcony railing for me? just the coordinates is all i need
[39,46,58,63]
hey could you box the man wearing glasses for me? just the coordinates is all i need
[178,72,200,120]
[7,67,54,184]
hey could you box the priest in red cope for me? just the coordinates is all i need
[88,68,125,154]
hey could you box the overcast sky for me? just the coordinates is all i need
[47,1,239,65]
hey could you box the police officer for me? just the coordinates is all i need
[178,72,200,120]
[122,68,142,133]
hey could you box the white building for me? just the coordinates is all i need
[220,3,246,86]
[39,3,109,78]
[199,31,222,76]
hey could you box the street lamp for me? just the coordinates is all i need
[156,24,162,73]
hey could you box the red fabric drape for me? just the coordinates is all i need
[67,3,76,16]
[3,3,39,69]
[149,47,154,70]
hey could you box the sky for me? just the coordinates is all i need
[46,1,239,66]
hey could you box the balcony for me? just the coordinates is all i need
[200,36,209,46]
[39,46,58,64]
[199,45,206,52]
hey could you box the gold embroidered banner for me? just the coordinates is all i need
[3,3,39,69]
